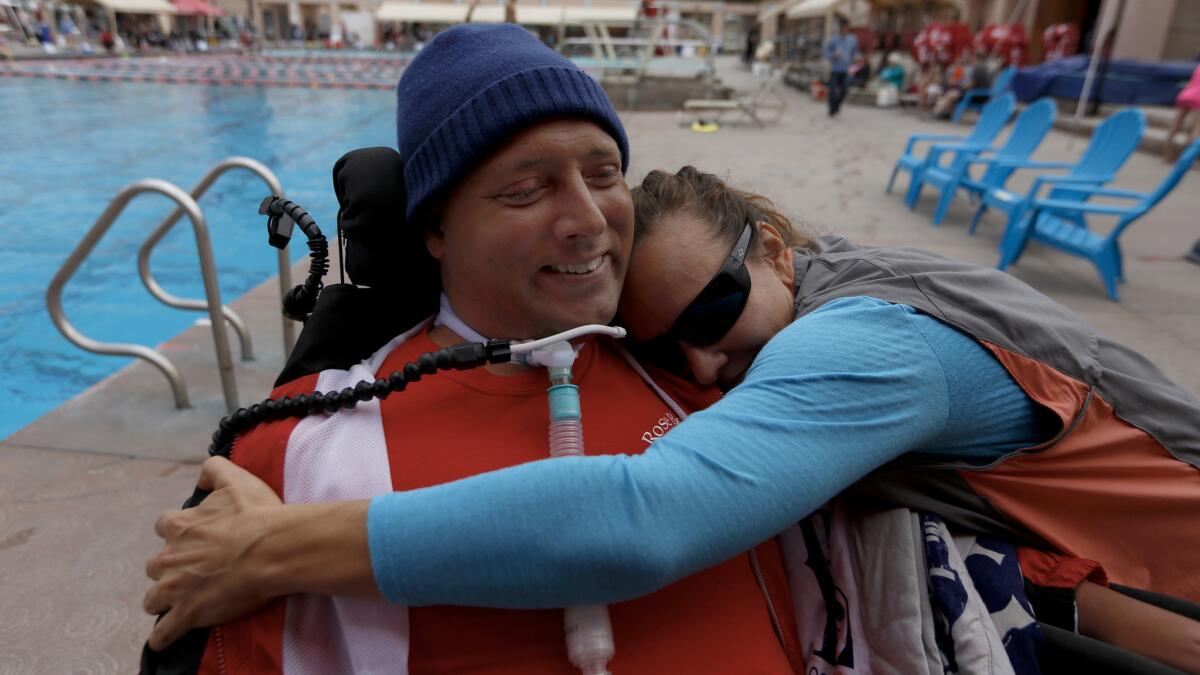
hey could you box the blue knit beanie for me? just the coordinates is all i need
[396,24,630,223]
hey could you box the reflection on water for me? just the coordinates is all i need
[0,78,396,439]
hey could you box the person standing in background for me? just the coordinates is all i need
[1182,59,1200,274]
[743,28,758,69]
[1163,62,1200,162]
[821,16,859,117]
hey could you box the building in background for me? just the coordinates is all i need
[963,0,1195,63]
[4,0,1191,62]
[755,0,1196,66]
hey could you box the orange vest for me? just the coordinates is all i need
[795,237,1200,600]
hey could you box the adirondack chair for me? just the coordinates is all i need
[916,98,1056,225]
[951,66,1017,124]
[998,139,1200,300]
[887,93,1015,205]
[970,108,1146,236]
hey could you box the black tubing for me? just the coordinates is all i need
[184,340,512,508]
[260,196,330,321]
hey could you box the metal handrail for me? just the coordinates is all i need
[634,16,717,87]
[136,156,296,360]
[566,16,719,109]
[47,179,239,411]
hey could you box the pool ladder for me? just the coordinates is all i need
[46,157,297,412]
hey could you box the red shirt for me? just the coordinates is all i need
[202,328,803,674]
[380,330,799,674]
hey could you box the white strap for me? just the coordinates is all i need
[434,293,490,343]
[431,300,679,433]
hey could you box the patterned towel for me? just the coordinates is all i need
[781,500,1042,674]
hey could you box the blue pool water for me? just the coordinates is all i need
[0,77,397,439]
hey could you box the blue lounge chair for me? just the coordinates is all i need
[970,108,1146,237]
[917,98,1056,225]
[951,66,1017,124]
[998,138,1200,300]
[887,93,1015,205]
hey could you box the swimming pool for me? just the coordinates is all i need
[0,75,397,439]
[0,51,409,89]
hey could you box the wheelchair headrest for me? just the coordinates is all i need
[271,148,441,386]
[332,146,439,297]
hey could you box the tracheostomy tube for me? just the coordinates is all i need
[517,328,623,675]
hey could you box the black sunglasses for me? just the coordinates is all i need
[630,222,754,370]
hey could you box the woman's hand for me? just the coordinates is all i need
[142,456,377,651]
[142,456,284,651]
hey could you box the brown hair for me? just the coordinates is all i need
[632,166,812,255]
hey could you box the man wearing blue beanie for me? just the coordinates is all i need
[396,23,629,225]
[144,24,801,674]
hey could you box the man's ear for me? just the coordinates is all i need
[423,228,444,261]
[756,221,794,287]
[423,211,446,261]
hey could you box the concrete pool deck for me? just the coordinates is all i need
[3,57,1199,671]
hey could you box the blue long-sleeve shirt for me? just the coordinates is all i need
[367,297,1052,608]
[822,33,860,73]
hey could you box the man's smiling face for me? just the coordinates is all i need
[426,119,633,339]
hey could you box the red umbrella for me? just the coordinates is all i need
[974,23,1028,66]
[913,22,973,65]
[171,0,224,17]
[1042,23,1079,61]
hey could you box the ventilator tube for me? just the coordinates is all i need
[542,340,615,675]
[563,604,615,675]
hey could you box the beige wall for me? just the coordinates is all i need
[1108,0,1200,61]
[984,0,1021,25]
[1162,0,1200,60]
[1111,0,1177,61]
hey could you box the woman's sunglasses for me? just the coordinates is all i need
[630,222,754,371]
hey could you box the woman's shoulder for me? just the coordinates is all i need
[786,295,913,332]
[784,296,969,348]
[757,296,935,371]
